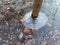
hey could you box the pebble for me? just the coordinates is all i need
[0,38,2,41]
[20,17,26,23]
[18,32,24,40]
[4,1,10,5]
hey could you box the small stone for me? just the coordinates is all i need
[12,2,16,5]
[53,38,56,41]
[28,35,33,38]
[4,1,10,5]
[10,37,13,40]
[18,32,24,40]
[20,17,26,23]
[6,22,9,26]
[0,38,2,41]
[7,7,14,12]
[6,40,9,43]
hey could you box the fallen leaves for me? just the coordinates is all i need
[23,27,33,35]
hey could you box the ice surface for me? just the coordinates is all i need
[24,11,48,30]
